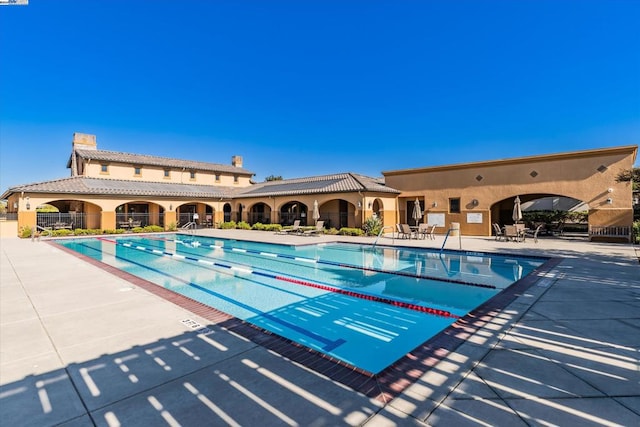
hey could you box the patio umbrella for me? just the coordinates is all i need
[412,198,423,226]
[512,196,522,224]
[312,200,320,225]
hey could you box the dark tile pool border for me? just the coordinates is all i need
[51,239,560,404]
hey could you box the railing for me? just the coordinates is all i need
[589,225,631,242]
[373,225,396,247]
[0,213,18,221]
[440,228,462,252]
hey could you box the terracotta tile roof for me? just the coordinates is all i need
[1,173,399,200]
[2,177,236,199]
[237,173,399,197]
[71,149,254,176]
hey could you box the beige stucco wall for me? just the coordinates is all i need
[0,220,18,238]
[83,161,252,187]
[384,146,637,236]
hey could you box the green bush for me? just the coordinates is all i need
[264,224,282,232]
[167,222,177,231]
[362,215,383,236]
[103,229,126,234]
[237,221,251,230]
[633,220,640,244]
[251,222,266,231]
[219,221,237,229]
[337,227,364,236]
[20,226,33,238]
[52,229,73,237]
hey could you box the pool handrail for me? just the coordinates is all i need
[373,225,396,247]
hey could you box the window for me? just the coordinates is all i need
[100,164,109,173]
[190,171,196,180]
[164,169,170,178]
[215,173,221,182]
[233,174,239,183]
[134,166,142,176]
[449,198,461,214]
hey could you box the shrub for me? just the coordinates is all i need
[633,220,640,244]
[237,221,251,230]
[324,227,339,235]
[52,229,73,237]
[219,221,237,229]
[263,224,282,232]
[131,226,144,233]
[167,222,177,231]
[103,229,126,234]
[362,215,383,236]
[143,225,164,233]
[19,226,33,238]
[338,227,364,236]
[251,222,266,231]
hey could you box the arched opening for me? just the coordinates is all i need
[279,201,308,226]
[223,203,232,223]
[371,198,382,220]
[492,194,589,238]
[116,201,166,228]
[36,199,102,230]
[247,202,271,225]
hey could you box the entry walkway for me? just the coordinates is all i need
[1,231,638,426]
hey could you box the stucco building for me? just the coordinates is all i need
[1,133,637,242]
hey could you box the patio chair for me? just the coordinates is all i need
[302,220,324,236]
[504,225,525,242]
[417,224,436,240]
[492,223,506,241]
[400,223,415,239]
[276,219,301,234]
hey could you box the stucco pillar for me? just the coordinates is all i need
[17,211,36,236]
[164,211,177,230]
[101,211,116,231]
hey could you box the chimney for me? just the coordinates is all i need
[232,155,243,168]
[72,132,97,150]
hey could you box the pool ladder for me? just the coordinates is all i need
[373,226,396,248]
[440,228,462,252]
[181,221,197,234]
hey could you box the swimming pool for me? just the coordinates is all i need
[55,234,545,374]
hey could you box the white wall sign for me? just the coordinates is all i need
[467,212,483,224]
[427,213,445,227]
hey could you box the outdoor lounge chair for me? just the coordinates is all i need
[302,221,324,236]
[277,220,301,234]
[417,223,436,240]
[504,225,525,242]
[400,223,415,239]
[492,223,506,241]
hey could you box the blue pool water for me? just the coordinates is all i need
[55,234,545,374]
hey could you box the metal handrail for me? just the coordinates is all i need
[440,228,462,252]
[373,225,396,247]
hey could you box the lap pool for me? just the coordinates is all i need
[55,234,546,374]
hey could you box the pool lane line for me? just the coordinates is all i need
[91,239,346,351]
[98,237,459,319]
[169,236,497,290]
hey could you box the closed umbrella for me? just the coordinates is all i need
[512,196,522,224]
[412,198,422,226]
[312,200,320,225]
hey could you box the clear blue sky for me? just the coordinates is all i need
[1,0,638,190]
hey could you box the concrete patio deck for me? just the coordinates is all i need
[1,230,638,426]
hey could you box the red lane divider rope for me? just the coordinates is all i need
[276,276,459,319]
